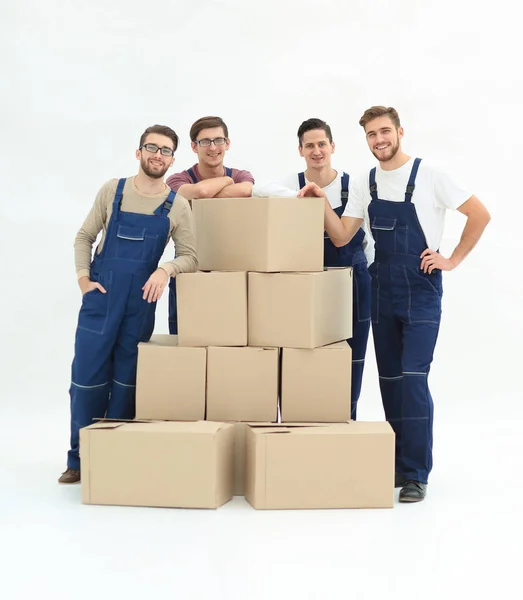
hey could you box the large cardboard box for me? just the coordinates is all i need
[136,335,206,421]
[81,420,234,509]
[177,271,247,347]
[192,196,324,272]
[281,341,352,422]
[206,347,279,422]
[248,268,353,349]
[245,422,394,509]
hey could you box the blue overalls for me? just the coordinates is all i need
[168,166,233,334]
[367,158,442,484]
[298,172,371,419]
[67,178,175,470]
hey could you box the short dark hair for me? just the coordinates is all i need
[297,118,333,145]
[190,116,229,142]
[139,125,179,152]
[359,106,401,130]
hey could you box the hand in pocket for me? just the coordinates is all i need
[79,276,107,296]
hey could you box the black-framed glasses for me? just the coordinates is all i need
[195,137,227,147]
[140,143,175,156]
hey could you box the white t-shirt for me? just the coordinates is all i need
[253,170,373,264]
[343,158,471,252]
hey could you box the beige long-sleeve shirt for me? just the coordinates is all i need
[74,177,198,279]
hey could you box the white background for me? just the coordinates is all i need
[1,1,521,599]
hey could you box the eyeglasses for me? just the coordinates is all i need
[140,143,175,156]
[194,137,227,147]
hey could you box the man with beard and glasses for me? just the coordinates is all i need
[299,106,491,503]
[58,125,198,484]
[253,117,372,421]
[166,115,254,334]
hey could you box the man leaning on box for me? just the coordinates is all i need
[253,118,372,420]
[59,125,198,485]
[166,116,255,335]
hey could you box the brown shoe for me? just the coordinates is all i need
[58,468,81,484]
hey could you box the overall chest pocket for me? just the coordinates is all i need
[116,225,158,261]
[371,217,408,254]
[371,217,397,254]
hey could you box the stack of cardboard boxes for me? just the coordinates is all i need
[80,197,395,510]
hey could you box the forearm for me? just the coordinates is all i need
[215,182,253,198]
[178,177,233,200]
[325,201,362,247]
[450,211,491,267]
[160,204,198,276]
[159,254,198,276]
[78,275,90,291]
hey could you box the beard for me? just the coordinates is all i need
[371,138,400,163]
[140,156,169,179]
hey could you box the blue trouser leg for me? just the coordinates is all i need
[168,277,178,335]
[348,318,370,420]
[370,263,404,472]
[107,275,156,419]
[397,266,441,483]
[67,274,130,469]
[400,320,440,484]
[68,378,111,470]
[68,291,120,470]
[372,312,404,474]
[372,264,442,484]
[348,263,371,419]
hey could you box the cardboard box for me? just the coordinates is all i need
[81,420,234,509]
[281,341,352,422]
[192,196,324,272]
[177,271,247,347]
[248,268,353,349]
[206,347,279,422]
[136,335,206,421]
[245,422,394,509]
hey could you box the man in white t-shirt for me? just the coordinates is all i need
[299,106,491,503]
[254,118,371,420]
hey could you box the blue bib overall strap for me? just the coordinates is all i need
[340,171,349,205]
[114,177,126,205]
[369,165,379,202]
[187,167,198,183]
[154,188,176,217]
[405,157,421,202]
[298,171,306,190]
